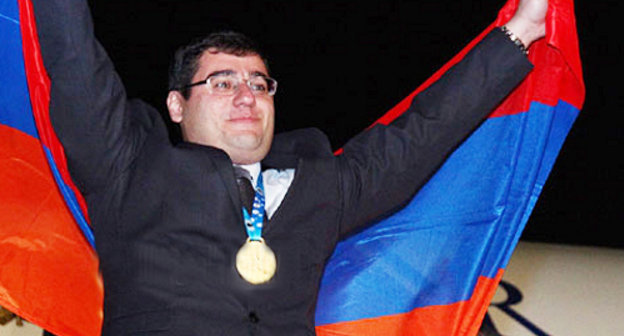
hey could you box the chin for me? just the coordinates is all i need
[224,130,273,164]
[227,142,268,165]
[229,151,267,165]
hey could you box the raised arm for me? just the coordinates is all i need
[32,0,162,195]
[337,0,547,236]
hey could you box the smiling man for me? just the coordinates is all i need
[32,0,546,334]
[167,44,276,165]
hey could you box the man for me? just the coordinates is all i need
[33,0,546,334]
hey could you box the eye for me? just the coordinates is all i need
[210,76,235,92]
[249,78,268,93]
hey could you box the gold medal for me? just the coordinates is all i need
[235,238,277,284]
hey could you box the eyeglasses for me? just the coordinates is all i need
[182,73,278,97]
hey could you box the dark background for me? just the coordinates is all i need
[87,0,623,248]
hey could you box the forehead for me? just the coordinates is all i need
[194,51,268,81]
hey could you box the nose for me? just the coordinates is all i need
[232,82,256,107]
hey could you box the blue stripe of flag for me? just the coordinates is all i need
[0,0,39,138]
[315,100,578,325]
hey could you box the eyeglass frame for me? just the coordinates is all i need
[180,70,278,97]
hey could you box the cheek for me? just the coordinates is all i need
[260,100,275,126]
[182,100,225,140]
[192,99,225,125]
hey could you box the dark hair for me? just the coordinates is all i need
[168,31,269,99]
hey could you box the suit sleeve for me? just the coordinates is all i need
[32,0,161,195]
[337,29,534,237]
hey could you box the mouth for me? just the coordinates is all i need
[226,117,262,132]
[228,116,260,122]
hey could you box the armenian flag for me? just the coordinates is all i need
[315,0,584,335]
[0,0,102,335]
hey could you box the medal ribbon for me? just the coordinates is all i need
[242,173,265,241]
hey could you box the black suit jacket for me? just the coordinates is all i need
[33,0,532,334]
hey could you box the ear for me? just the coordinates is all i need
[166,91,185,123]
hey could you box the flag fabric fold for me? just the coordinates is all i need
[0,0,102,335]
[0,0,583,335]
[315,0,584,335]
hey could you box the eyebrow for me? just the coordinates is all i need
[206,70,235,78]
[250,71,269,78]
[205,70,269,78]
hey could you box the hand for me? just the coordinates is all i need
[505,0,548,47]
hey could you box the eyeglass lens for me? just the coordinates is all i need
[208,75,277,96]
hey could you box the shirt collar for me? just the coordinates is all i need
[235,162,261,188]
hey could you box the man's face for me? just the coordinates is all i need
[167,51,275,165]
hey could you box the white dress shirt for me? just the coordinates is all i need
[236,163,295,220]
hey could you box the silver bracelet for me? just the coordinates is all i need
[500,26,528,55]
